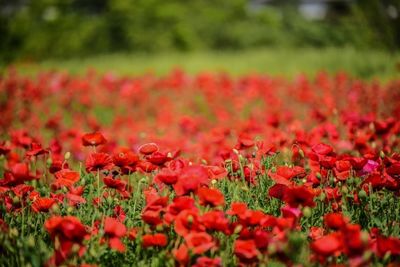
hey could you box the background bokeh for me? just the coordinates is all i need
[1,0,399,62]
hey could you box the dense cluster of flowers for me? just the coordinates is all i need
[1,68,400,266]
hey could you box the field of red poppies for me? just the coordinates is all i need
[1,67,400,266]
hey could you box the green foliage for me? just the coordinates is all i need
[1,0,400,62]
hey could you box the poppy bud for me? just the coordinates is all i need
[316,172,322,180]
[361,231,369,244]
[303,207,312,218]
[299,148,305,158]
[232,149,239,155]
[46,158,52,167]
[362,250,373,261]
[51,204,60,214]
[233,224,243,234]
[67,206,74,214]
[319,192,326,201]
[10,228,18,238]
[27,235,35,248]
[12,196,20,204]
[268,243,277,255]
[341,186,349,194]
[358,189,367,200]
[71,243,80,254]
[380,151,385,159]
[64,151,71,160]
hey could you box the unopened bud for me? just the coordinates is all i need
[64,152,71,160]
[302,207,312,218]
[359,189,367,200]
[233,224,243,234]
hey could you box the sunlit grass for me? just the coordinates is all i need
[6,48,400,80]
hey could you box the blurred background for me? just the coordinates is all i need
[1,0,399,77]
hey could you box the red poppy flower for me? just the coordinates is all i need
[268,183,288,200]
[376,235,400,257]
[197,187,225,207]
[312,143,334,155]
[25,142,49,157]
[324,213,346,230]
[201,211,230,233]
[173,244,189,266]
[174,209,204,236]
[193,257,222,267]
[0,163,37,186]
[184,232,216,254]
[45,216,87,265]
[103,177,127,192]
[81,132,107,147]
[52,169,80,189]
[146,151,170,166]
[104,217,127,252]
[142,233,168,248]
[155,168,178,185]
[113,205,126,222]
[173,165,210,196]
[85,152,113,172]
[31,197,57,213]
[112,150,139,172]
[283,185,316,208]
[234,239,259,263]
[311,233,342,257]
[138,143,159,155]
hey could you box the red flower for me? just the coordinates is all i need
[85,153,113,172]
[31,197,57,213]
[103,177,127,192]
[0,163,37,186]
[146,151,170,166]
[311,233,342,257]
[201,211,230,233]
[184,232,216,254]
[268,183,288,200]
[45,216,87,265]
[312,143,334,155]
[25,142,49,157]
[197,187,225,207]
[174,210,204,236]
[81,132,107,147]
[376,235,400,257]
[193,257,222,267]
[173,165,210,196]
[173,244,189,266]
[324,213,346,230]
[234,239,259,263]
[142,233,168,248]
[138,143,159,155]
[52,169,80,189]
[112,149,139,173]
[283,185,316,208]
[113,205,126,222]
[104,217,127,252]
[155,168,178,185]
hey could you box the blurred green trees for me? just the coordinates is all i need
[1,0,399,62]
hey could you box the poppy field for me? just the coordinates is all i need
[1,67,400,267]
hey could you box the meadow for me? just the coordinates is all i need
[1,48,400,266]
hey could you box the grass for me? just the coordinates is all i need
[6,48,400,80]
